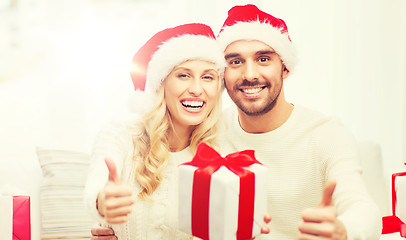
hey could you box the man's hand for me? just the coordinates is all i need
[97,158,135,224]
[298,180,347,240]
[91,224,117,240]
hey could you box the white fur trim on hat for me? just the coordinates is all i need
[218,20,297,71]
[146,34,226,93]
[128,90,155,115]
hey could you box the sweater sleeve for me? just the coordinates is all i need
[318,118,382,240]
[83,121,134,224]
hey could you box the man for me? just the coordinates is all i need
[215,4,381,240]
[91,4,381,240]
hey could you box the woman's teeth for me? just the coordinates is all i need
[182,100,204,108]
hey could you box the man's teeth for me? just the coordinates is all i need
[182,100,204,108]
[242,87,262,94]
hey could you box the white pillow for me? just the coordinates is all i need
[36,147,94,239]
[357,140,390,216]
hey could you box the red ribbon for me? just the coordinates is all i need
[382,170,406,236]
[13,196,31,240]
[181,143,261,240]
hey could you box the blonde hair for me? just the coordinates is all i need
[133,77,224,200]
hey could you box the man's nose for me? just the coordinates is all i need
[243,60,259,81]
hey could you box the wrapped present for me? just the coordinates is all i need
[0,195,31,240]
[178,143,268,240]
[382,170,406,237]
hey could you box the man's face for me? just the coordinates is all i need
[224,40,289,116]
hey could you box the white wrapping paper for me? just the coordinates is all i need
[179,163,268,240]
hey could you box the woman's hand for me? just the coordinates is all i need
[97,158,135,224]
[260,214,272,234]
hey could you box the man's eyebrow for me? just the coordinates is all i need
[224,53,241,60]
[224,50,276,60]
[256,50,276,55]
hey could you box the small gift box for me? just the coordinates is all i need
[178,143,268,240]
[382,171,406,237]
[0,195,31,240]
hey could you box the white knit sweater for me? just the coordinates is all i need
[84,121,194,240]
[84,104,382,240]
[218,104,382,240]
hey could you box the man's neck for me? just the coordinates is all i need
[237,98,294,134]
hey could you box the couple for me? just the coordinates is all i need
[85,4,382,240]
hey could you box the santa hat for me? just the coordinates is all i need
[130,23,225,92]
[129,23,225,113]
[217,4,297,71]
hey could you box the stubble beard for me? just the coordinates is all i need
[226,74,283,117]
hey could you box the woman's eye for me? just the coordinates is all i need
[178,74,189,78]
[202,75,214,80]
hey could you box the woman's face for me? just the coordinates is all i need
[164,59,220,130]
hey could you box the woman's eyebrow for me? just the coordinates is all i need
[173,67,191,72]
[202,69,218,74]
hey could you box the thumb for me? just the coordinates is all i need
[105,157,120,184]
[318,180,336,207]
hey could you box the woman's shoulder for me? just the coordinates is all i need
[95,116,143,143]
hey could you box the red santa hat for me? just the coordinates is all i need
[130,23,225,92]
[217,4,297,71]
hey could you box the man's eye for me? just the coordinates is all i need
[229,60,242,65]
[258,57,270,62]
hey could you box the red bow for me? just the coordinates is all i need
[382,171,406,237]
[181,143,260,240]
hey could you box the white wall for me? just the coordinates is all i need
[0,0,405,238]
[276,0,406,174]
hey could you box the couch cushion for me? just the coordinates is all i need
[357,140,390,216]
[36,147,94,239]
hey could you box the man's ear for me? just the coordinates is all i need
[282,65,290,79]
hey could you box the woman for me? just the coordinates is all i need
[84,23,226,239]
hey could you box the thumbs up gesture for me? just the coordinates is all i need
[97,158,135,224]
[298,180,348,240]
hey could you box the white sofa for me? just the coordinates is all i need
[0,140,396,239]
[357,140,391,217]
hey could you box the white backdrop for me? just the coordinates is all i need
[0,1,405,237]
[1,0,405,182]
[1,0,406,180]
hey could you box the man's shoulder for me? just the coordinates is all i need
[292,105,354,138]
[293,105,341,127]
[298,105,356,142]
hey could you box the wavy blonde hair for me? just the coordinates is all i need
[133,76,224,200]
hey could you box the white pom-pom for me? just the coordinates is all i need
[128,90,155,115]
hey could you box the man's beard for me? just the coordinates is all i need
[226,78,282,116]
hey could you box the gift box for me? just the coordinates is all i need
[178,143,268,240]
[382,170,406,237]
[0,195,31,240]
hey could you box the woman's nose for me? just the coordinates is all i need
[188,78,203,96]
